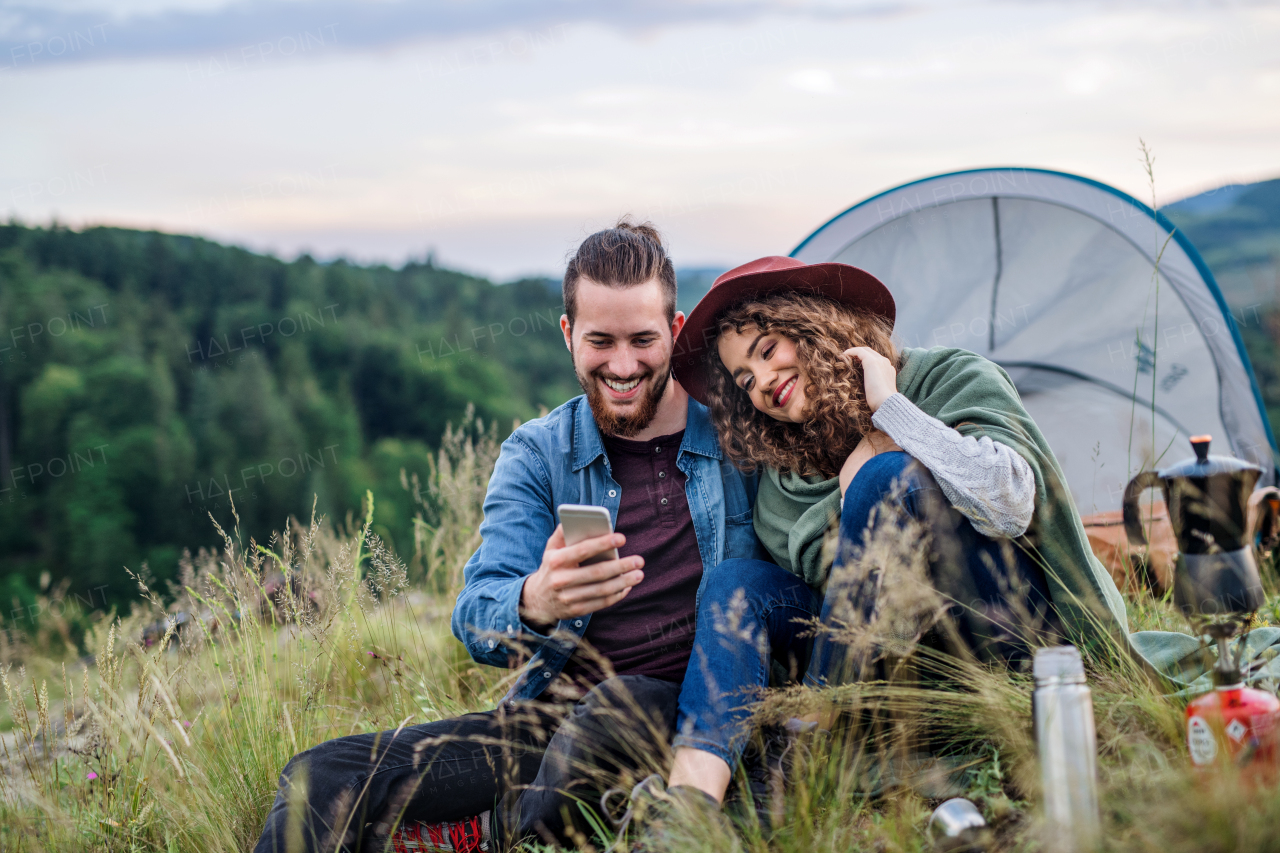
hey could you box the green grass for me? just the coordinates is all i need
[3,417,1280,853]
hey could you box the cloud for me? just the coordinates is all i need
[0,0,924,66]
[788,67,839,94]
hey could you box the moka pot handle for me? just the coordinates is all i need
[1248,486,1280,553]
[1123,471,1164,547]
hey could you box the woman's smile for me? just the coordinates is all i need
[772,375,797,408]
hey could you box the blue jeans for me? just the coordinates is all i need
[671,452,1058,767]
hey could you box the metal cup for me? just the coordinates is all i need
[927,798,990,852]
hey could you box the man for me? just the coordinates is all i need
[254,220,764,852]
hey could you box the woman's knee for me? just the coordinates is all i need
[849,450,918,496]
[843,452,942,530]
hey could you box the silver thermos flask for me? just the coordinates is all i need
[1033,645,1101,852]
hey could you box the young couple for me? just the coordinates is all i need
[255,221,1128,852]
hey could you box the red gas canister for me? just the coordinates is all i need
[1186,667,1280,781]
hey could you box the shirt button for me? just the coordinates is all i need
[654,446,661,453]
[574,619,583,627]
[660,497,669,506]
[543,671,552,678]
[608,489,617,498]
[488,639,496,649]
[658,471,666,479]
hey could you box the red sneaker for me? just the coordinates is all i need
[389,810,491,852]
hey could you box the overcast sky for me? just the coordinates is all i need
[2,0,1277,280]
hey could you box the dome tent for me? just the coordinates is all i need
[790,168,1277,516]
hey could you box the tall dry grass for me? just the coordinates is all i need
[1,403,1278,853]
[0,410,507,852]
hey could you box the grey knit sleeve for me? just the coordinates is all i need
[870,393,1035,539]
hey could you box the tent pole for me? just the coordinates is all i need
[988,195,1004,352]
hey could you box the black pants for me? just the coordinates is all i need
[253,675,680,852]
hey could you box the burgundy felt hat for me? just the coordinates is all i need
[672,256,895,406]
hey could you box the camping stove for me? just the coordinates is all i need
[1124,436,1280,778]
[1184,620,1280,780]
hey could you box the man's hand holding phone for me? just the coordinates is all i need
[519,524,645,632]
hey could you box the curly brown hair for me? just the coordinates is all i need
[706,293,899,478]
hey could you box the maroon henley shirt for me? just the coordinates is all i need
[560,430,703,687]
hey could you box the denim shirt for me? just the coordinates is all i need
[451,394,765,701]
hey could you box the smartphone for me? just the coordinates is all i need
[557,504,619,565]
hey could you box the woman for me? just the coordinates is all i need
[655,255,1129,810]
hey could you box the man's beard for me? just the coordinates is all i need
[577,363,670,438]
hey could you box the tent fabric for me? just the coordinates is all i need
[791,168,1277,515]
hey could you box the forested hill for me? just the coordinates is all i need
[1166,177,1280,308]
[5,206,1280,614]
[0,223,579,606]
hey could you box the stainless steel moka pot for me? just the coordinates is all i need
[1123,435,1265,617]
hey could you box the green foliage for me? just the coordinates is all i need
[0,222,578,608]
[1165,178,1280,276]
[1238,307,1280,435]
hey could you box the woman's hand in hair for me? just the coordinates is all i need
[843,346,897,412]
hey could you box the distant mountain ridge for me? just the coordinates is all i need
[675,267,726,315]
[1166,177,1280,307]
[1167,182,1255,216]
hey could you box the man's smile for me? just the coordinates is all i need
[601,374,644,400]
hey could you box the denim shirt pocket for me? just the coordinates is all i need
[723,509,758,560]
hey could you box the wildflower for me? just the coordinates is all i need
[87,772,98,780]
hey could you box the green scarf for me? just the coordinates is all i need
[753,346,1130,652]
[752,467,842,588]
